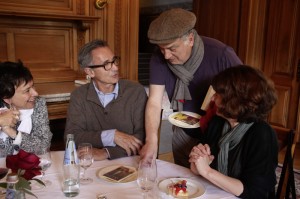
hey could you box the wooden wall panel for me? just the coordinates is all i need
[15,34,67,67]
[0,33,7,59]
[238,0,268,69]
[193,0,241,52]
[264,0,300,139]
[269,86,291,127]
[0,0,75,15]
[267,1,297,75]
[0,17,78,83]
[13,30,71,70]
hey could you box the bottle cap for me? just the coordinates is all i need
[67,134,74,139]
[6,173,19,183]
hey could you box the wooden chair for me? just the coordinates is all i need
[272,126,296,199]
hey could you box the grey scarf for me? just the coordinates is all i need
[217,122,254,175]
[168,30,204,111]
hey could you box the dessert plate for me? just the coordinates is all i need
[97,165,137,183]
[158,178,205,198]
[168,111,201,128]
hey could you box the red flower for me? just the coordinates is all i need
[6,149,41,180]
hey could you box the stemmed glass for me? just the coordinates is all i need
[136,159,157,199]
[78,143,94,184]
[36,147,52,186]
[0,168,8,195]
[0,168,8,180]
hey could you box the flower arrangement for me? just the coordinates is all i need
[0,149,45,198]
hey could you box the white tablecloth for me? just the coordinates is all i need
[0,151,237,199]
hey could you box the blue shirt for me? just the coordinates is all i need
[93,81,119,147]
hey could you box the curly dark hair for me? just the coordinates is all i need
[0,60,33,107]
[212,65,277,122]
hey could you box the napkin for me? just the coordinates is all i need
[17,109,34,134]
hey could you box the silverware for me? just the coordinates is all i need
[97,194,107,199]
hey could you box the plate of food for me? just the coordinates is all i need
[97,165,137,183]
[168,111,201,128]
[158,178,205,198]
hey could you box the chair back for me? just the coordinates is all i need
[272,126,296,199]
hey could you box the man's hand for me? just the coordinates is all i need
[139,140,157,164]
[0,109,20,128]
[114,130,143,156]
[92,148,109,161]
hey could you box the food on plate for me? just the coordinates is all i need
[102,166,135,182]
[172,112,199,125]
[168,180,189,198]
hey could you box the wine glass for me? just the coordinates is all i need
[36,147,52,186]
[78,143,94,184]
[0,168,8,180]
[0,168,8,195]
[137,159,157,199]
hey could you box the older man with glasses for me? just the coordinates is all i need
[65,39,148,160]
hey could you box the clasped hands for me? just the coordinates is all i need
[114,130,143,156]
[189,143,214,176]
[0,108,20,138]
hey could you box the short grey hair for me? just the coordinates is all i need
[181,29,194,41]
[78,39,108,68]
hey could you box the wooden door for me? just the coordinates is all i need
[264,0,300,141]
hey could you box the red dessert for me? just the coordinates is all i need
[168,180,188,198]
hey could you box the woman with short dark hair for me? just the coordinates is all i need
[0,61,52,156]
[189,65,278,198]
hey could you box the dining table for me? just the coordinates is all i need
[0,151,238,199]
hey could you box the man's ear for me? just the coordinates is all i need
[188,32,195,47]
[84,68,95,78]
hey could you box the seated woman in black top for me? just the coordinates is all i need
[189,65,278,198]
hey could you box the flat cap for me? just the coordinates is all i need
[148,8,196,44]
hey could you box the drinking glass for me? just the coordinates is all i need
[36,147,52,186]
[78,143,94,184]
[136,159,157,199]
[0,168,8,180]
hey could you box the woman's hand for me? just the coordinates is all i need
[189,143,214,177]
[189,143,214,163]
[0,109,20,128]
[190,162,199,175]
[1,126,18,139]
[194,155,213,177]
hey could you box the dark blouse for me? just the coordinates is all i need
[203,116,278,198]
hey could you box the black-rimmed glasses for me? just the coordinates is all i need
[88,56,120,70]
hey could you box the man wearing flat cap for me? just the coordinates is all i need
[140,8,242,167]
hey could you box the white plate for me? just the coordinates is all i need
[158,178,205,198]
[96,165,137,183]
[168,111,201,128]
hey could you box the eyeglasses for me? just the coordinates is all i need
[88,56,120,70]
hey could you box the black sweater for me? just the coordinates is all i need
[203,116,278,198]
